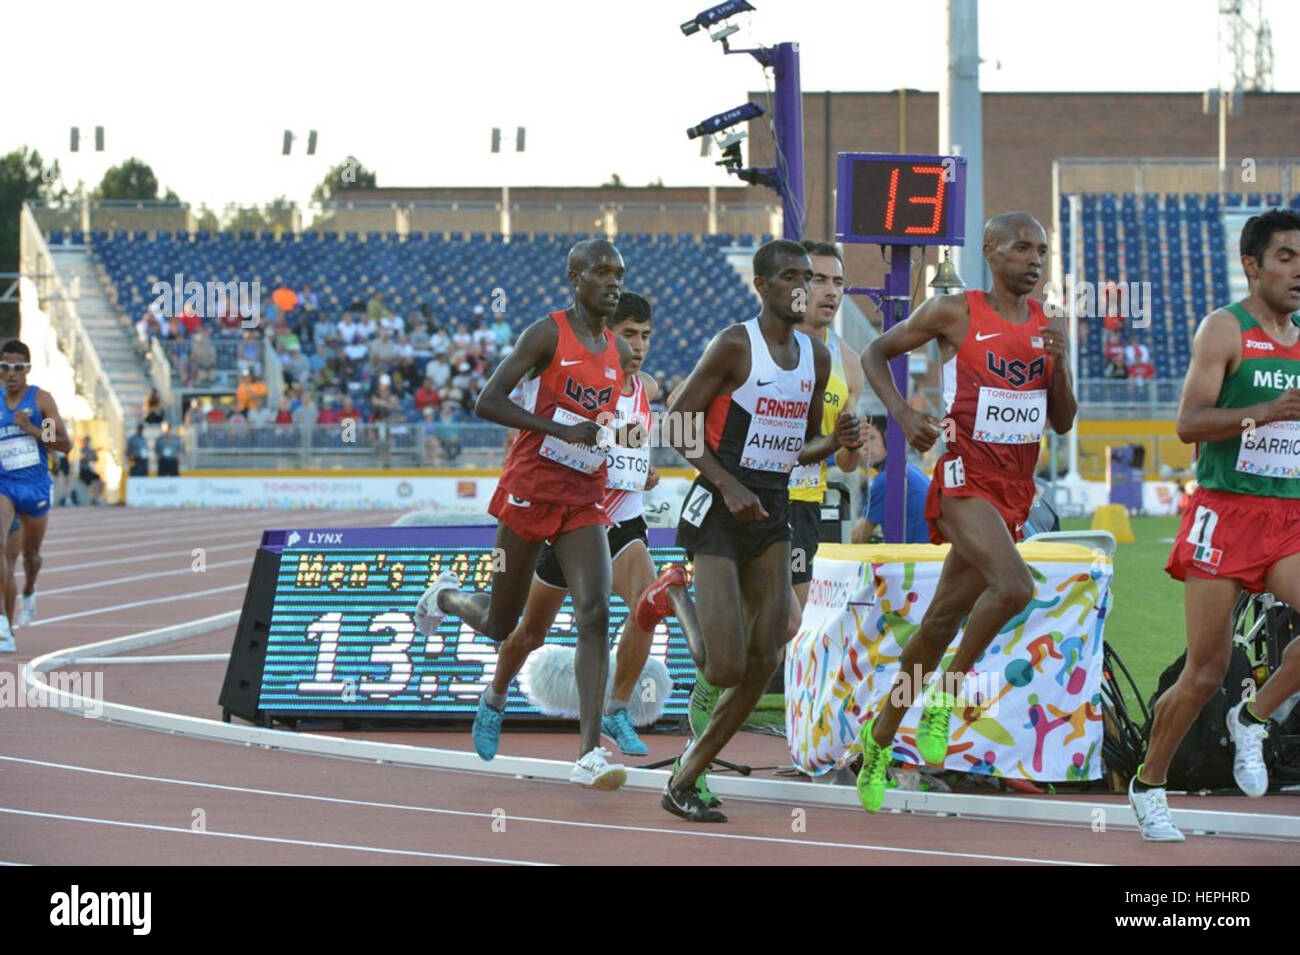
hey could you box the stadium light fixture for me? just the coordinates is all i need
[681,0,755,38]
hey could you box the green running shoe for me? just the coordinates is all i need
[673,749,722,808]
[689,677,721,738]
[916,686,956,766]
[856,718,893,813]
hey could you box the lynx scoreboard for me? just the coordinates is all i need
[219,525,697,725]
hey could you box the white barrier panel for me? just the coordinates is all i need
[787,541,1112,782]
[126,475,500,510]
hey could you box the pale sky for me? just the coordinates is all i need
[4,0,1295,214]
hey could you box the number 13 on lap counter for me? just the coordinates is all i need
[835,153,967,246]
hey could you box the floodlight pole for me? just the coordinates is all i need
[846,249,913,543]
[725,40,804,240]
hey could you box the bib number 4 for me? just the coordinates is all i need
[681,484,713,527]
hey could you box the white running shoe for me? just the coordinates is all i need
[1128,774,1186,842]
[1226,701,1270,797]
[0,616,15,653]
[414,571,462,637]
[16,591,36,628]
[570,746,627,791]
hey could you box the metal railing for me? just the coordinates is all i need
[19,205,127,474]
[1077,378,1182,417]
[185,420,508,470]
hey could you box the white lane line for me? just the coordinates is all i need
[0,807,552,866]
[41,541,252,571]
[40,511,394,561]
[26,584,246,626]
[38,559,251,596]
[74,654,229,664]
[0,755,1103,866]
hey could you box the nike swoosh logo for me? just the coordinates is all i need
[974,332,1000,341]
[560,359,584,367]
[756,379,775,387]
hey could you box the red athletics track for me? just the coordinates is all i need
[2,507,1297,866]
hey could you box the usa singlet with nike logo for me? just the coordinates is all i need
[703,318,816,491]
[941,290,1053,479]
[499,311,623,504]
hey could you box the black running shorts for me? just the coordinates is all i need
[788,499,821,586]
[675,477,790,570]
[534,516,648,590]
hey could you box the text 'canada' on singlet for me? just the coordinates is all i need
[1195,302,1300,498]
[603,372,652,523]
[789,328,849,501]
[704,318,816,492]
[498,311,623,505]
[941,290,1053,481]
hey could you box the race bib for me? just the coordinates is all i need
[740,400,808,473]
[0,435,40,472]
[1236,420,1300,479]
[605,412,651,491]
[788,461,821,490]
[680,483,714,527]
[539,407,611,474]
[972,387,1047,444]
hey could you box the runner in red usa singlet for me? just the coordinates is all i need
[927,288,1053,543]
[856,213,1077,814]
[1135,209,1300,841]
[413,239,634,792]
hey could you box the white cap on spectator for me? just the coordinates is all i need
[380,373,392,386]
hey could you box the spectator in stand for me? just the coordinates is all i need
[143,388,165,424]
[314,312,338,345]
[77,437,104,505]
[409,318,433,362]
[1103,352,1129,379]
[204,400,227,424]
[239,329,262,376]
[357,309,378,344]
[216,292,243,337]
[452,322,472,353]
[425,351,451,391]
[155,421,182,476]
[490,312,512,350]
[429,323,451,356]
[371,376,401,421]
[1102,329,1124,365]
[343,328,369,365]
[1124,334,1154,384]
[472,315,496,357]
[246,397,273,427]
[188,327,217,387]
[380,308,405,338]
[273,397,295,426]
[393,331,416,377]
[236,370,268,413]
[338,394,363,425]
[282,342,310,387]
[316,397,341,425]
[366,291,387,325]
[338,312,361,346]
[127,424,151,477]
[368,327,398,376]
[135,309,157,345]
[179,301,203,337]
[299,283,319,314]
[415,376,440,412]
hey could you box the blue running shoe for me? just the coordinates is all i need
[472,695,504,761]
[601,708,649,756]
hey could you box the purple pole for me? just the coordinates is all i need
[882,247,913,544]
[770,42,804,240]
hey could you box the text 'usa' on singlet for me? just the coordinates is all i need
[704,318,816,492]
[0,385,50,486]
[603,373,652,523]
[1196,303,1300,498]
[498,312,623,504]
[941,290,1053,481]
[789,328,849,501]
